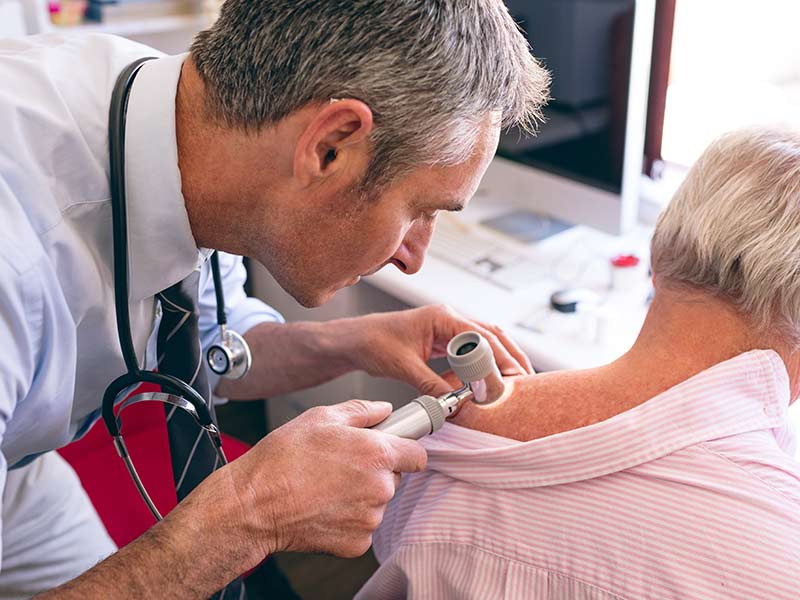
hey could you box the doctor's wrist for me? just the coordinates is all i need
[314,317,364,374]
[39,468,268,600]
[161,468,272,583]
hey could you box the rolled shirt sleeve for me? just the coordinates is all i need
[198,252,284,402]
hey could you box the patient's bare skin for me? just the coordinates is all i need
[447,285,800,443]
[449,369,644,442]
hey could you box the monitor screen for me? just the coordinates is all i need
[499,0,637,194]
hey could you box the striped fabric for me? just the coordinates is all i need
[358,350,800,600]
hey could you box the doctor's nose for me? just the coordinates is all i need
[390,219,434,275]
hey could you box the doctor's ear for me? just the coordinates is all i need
[294,98,374,186]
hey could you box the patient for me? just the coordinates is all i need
[357,129,800,600]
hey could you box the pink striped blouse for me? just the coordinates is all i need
[358,350,800,599]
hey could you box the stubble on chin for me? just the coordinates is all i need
[287,278,335,308]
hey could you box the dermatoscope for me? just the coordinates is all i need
[371,331,505,440]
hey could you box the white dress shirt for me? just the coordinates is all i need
[0,34,281,491]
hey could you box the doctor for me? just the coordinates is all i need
[0,0,548,597]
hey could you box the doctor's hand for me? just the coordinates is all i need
[45,400,423,600]
[197,399,426,565]
[339,304,534,397]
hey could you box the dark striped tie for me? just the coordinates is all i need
[157,269,247,600]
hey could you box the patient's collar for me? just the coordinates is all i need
[422,350,792,489]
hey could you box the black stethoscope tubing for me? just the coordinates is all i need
[103,55,217,434]
[101,58,229,521]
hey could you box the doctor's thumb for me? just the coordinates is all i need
[330,399,393,428]
[410,365,451,398]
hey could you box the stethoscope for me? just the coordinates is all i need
[101,57,253,521]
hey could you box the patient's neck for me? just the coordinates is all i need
[616,287,763,397]
[452,286,795,442]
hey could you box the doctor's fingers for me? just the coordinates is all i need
[401,359,453,397]
[306,403,426,473]
[475,321,534,375]
[465,321,530,376]
[321,399,394,428]
[370,432,428,474]
[392,436,428,473]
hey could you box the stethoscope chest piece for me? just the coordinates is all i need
[207,327,252,380]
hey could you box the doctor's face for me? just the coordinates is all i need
[266,120,500,307]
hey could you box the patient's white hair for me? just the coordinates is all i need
[651,128,800,341]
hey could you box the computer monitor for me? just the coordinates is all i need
[478,0,656,234]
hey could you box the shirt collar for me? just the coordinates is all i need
[424,350,794,489]
[124,52,202,302]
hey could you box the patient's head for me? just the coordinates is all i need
[651,128,800,344]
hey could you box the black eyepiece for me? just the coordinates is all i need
[456,342,478,356]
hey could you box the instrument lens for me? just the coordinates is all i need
[456,342,478,356]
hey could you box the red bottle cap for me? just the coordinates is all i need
[610,254,640,268]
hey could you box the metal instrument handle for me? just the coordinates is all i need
[371,395,443,440]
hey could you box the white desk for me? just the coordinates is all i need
[365,195,654,372]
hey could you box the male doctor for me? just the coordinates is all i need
[0,0,548,597]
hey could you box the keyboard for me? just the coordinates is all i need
[427,215,550,291]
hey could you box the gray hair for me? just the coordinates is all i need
[190,0,549,188]
[651,128,800,341]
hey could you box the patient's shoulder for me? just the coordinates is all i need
[450,367,639,442]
